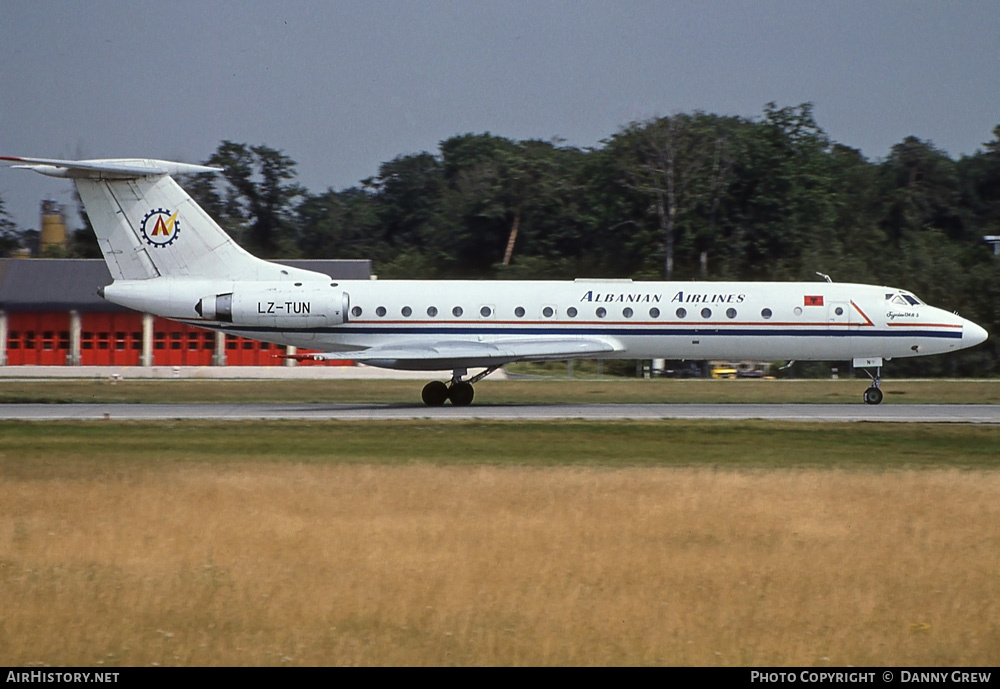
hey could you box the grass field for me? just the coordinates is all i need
[2,419,999,666]
[1,377,998,405]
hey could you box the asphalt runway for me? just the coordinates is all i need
[0,403,998,423]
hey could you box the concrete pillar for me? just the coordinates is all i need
[0,310,7,366]
[214,330,226,366]
[69,310,82,366]
[141,313,154,367]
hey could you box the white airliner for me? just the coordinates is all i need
[2,156,989,406]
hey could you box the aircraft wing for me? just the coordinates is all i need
[307,337,623,371]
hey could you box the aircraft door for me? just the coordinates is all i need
[828,301,855,354]
[828,302,852,325]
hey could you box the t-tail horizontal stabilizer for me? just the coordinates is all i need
[0,156,221,179]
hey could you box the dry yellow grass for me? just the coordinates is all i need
[2,465,998,666]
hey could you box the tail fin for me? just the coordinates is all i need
[1,156,325,283]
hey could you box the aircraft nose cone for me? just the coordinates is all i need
[964,320,988,347]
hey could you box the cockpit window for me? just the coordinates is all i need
[886,292,922,306]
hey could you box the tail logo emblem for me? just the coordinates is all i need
[141,208,180,247]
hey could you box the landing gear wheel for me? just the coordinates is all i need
[863,387,883,405]
[421,380,449,407]
[448,381,475,407]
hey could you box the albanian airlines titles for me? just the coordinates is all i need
[579,291,746,304]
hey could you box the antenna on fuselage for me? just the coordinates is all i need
[816,272,832,283]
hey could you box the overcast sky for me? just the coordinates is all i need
[2,0,997,232]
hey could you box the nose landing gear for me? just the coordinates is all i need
[863,385,883,405]
[853,358,886,406]
[420,366,501,406]
[862,366,883,405]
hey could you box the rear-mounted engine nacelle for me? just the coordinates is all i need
[195,284,349,327]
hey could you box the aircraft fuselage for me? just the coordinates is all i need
[102,277,986,369]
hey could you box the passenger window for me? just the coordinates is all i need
[480,306,492,317]
[726,308,737,319]
[452,306,463,317]
[515,306,525,318]
[567,307,578,318]
[427,306,438,317]
[701,308,712,319]
[649,307,660,318]
[623,307,633,318]
[376,306,387,317]
[351,306,362,318]
[676,308,687,318]
[761,308,772,319]
[596,307,607,318]
[401,306,412,317]
[542,306,554,318]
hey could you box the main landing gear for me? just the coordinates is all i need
[862,366,884,405]
[421,367,500,407]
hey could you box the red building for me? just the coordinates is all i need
[0,258,369,367]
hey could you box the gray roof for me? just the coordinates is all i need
[0,258,371,312]
[276,259,371,281]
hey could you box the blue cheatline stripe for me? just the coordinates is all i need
[178,321,964,340]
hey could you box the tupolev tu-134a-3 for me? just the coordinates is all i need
[2,156,988,406]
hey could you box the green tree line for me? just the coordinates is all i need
[4,103,998,374]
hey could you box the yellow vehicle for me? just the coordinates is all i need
[710,365,738,379]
